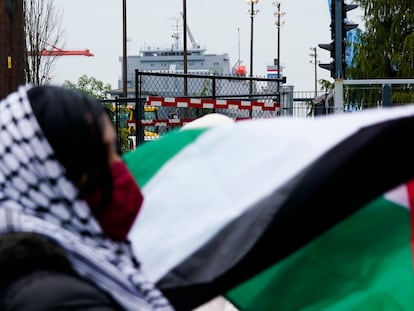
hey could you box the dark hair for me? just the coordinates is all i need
[27,85,112,210]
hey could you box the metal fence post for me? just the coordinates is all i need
[135,70,144,147]
[212,76,216,113]
[334,79,344,114]
[114,96,121,154]
[382,84,392,107]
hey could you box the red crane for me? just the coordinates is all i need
[28,44,94,57]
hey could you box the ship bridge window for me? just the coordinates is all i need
[143,52,160,57]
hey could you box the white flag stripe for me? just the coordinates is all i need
[385,184,410,209]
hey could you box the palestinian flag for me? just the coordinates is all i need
[124,105,414,310]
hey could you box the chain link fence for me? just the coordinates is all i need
[100,72,413,152]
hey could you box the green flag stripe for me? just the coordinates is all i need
[123,128,206,187]
[226,197,414,310]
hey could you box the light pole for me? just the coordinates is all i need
[122,0,127,97]
[246,0,259,79]
[183,0,188,96]
[246,0,259,100]
[272,1,285,102]
[309,47,319,98]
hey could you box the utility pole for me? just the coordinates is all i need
[309,47,318,98]
[0,0,25,99]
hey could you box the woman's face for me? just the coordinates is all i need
[78,113,118,190]
[102,113,120,164]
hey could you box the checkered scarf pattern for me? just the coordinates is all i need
[0,86,174,311]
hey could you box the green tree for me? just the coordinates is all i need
[348,0,414,107]
[63,75,112,100]
[350,0,414,79]
[319,79,334,93]
[118,127,131,154]
[63,74,113,120]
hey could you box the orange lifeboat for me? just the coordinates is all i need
[234,65,247,76]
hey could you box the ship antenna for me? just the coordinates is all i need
[171,17,181,50]
[237,27,241,66]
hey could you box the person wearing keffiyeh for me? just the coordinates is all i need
[0,85,174,311]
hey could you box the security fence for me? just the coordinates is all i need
[342,79,414,109]
[135,70,286,118]
[101,72,414,153]
[134,70,288,148]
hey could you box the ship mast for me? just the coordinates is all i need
[171,17,182,50]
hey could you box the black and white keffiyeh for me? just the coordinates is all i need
[0,86,174,311]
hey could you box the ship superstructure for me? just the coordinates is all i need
[118,16,233,90]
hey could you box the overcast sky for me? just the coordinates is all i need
[51,0,363,92]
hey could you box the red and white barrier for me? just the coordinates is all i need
[146,96,280,111]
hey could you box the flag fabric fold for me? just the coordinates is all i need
[226,187,414,310]
[124,106,414,310]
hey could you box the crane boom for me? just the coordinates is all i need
[38,49,94,56]
[180,12,200,49]
[28,44,94,57]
